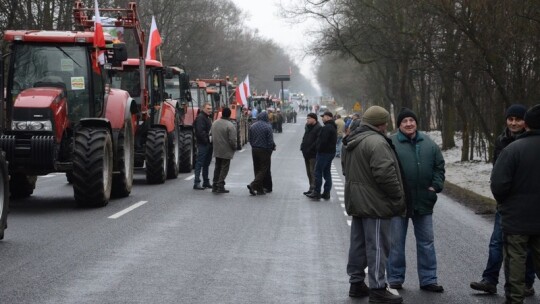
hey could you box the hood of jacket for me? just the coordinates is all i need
[257,112,269,122]
[345,124,380,150]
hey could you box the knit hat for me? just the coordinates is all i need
[505,104,527,119]
[320,111,333,118]
[222,107,231,118]
[525,104,540,130]
[307,113,318,120]
[396,107,417,128]
[362,106,389,126]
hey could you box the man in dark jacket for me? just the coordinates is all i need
[386,108,445,293]
[247,112,275,195]
[470,104,536,297]
[344,105,405,303]
[300,113,322,196]
[491,104,540,304]
[307,111,337,200]
[193,102,213,190]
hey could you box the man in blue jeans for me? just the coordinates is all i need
[307,111,337,200]
[470,104,536,296]
[386,108,446,293]
[193,103,213,190]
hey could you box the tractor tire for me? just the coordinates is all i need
[72,127,113,207]
[167,115,180,179]
[145,128,168,184]
[111,119,134,198]
[10,173,37,199]
[236,121,242,150]
[0,152,9,240]
[178,129,194,173]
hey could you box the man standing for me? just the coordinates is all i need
[470,104,536,296]
[386,107,446,293]
[335,114,345,158]
[210,107,237,193]
[490,104,540,304]
[307,111,337,200]
[247,112,275,196]
[300,113,321,196]
[344,105,405,303]
[193,102,213,190]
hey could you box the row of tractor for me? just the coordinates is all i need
[0,1,249,240]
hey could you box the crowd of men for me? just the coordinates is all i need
[191,100,540,304]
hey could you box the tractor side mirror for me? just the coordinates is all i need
[164,67,174,79]
[107,43,128,67]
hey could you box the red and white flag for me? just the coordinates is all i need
[235,75,251,106]
[93,0,105,65]
[146,16,162,61]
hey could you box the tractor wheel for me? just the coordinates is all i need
[0,152,9,240]
[145,128,168,184]
[178,129,194,173]
[236,121,242,150]
[72,127,113,207]
[111,119,134,198]
[10,173,37,199]
[167,115,180,179]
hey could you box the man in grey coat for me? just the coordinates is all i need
[210,107,237,193]
[343,105,406,304]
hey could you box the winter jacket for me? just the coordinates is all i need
[335,118,345,137]
[194,111,212,145]
[211,118,237,159]
[391,130,445,215]
[491,130,540,235]
[343,123,406,218]
[316,119,337,154]
[249,112,275,150]
[493,127,524,164]
[300,122,322,159]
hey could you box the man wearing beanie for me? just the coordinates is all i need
[300,113,322,196]
[387,107,446,293]
[471,103,537,297]
[490,104,540,304]
[343,105,405,303]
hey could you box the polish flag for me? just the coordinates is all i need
[235,75,251,106]
[242,75,251,98]
[146,16,162,61]
[93,0,105,65]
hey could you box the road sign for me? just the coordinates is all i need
[353,102,361,112]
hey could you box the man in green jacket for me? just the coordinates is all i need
[344,105,406,303]
[386,107,446,293]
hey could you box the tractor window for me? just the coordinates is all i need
[110,69,141,103]
[165,78,180,99]
[11,44,90,120]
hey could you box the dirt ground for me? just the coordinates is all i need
[442,181,497,215]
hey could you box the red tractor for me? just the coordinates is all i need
[0,28,134,206]
[74,1,179,184]
[165,67,196,173]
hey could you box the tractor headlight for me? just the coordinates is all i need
[12,120,53,131]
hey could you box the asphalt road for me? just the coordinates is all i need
[0,116,538,304]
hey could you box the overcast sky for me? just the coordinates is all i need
[232,0,321,94]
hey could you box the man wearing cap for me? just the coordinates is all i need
[300,113,322,196]
[386,107,446,293]
[471,104,537,300]
[344,105,405,303]
[247,112,276,196]
[491,104,540,304]
[307,111,337,200]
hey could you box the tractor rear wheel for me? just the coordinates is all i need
[73,127,113,207]
[167,115,180,179]
[145,128,168,184]
[10,173,37,199]
[111,119,134,198]
[0,152,9,240]
[178,129,194,173]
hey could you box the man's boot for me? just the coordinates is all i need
[307,191,321,199]
[369,288,403,303]
[217,186,230,193]
[321,192,330,200]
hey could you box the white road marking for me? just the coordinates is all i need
[335,186,344,190]
[333,182,344,186]
[341,203,345,208]
[343,211,348,216]
[239,149,246,153]
[338,197,344,202]
[347,220,352,226]
[337,191,344,195]
[185,174,195,180]
[41,174,58,178]
[108,201,148,219]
